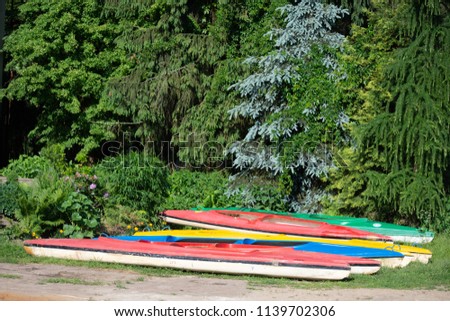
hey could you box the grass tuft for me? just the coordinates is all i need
[0,273,22,279]
[40,277,104,286]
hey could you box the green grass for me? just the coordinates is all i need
[0,273,21,279]
[40,277,104,286]
[1,234,449,291]
[114,280,128,289]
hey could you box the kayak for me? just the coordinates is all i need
[199,207,434,244]
[115,234,406,268]
[135,229,431,264]
[161,209,392,242]
[23,237,354,280]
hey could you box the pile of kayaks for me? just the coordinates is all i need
[23,207,434,281]
[197,207,435,244]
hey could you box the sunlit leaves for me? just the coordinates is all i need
[1,0,125,161]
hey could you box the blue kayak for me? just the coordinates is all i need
[108,235,407,267]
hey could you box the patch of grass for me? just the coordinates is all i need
[1,234,448,291]
[40,277,104,286]
[114,280,127,289]
[0,273,21,279]
[0,239,31,263]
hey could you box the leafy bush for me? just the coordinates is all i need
[163,170,236,210]
[65,171,107,213]
[1,152,171,239]
[226,175,289,212]
[0,180,21,218]
[101,205,168,236]
[39,144,70,175]
[1,155,52,178]
[59,191,101,239]
[96,152,169,219]
[162,169,288,211]
[3,169,70,239]
[1,167,106,239]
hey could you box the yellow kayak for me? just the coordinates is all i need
[135,229,432,264]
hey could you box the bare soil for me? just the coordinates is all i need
[0,263,449,301]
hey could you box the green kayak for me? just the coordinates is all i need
[195,207,434,244]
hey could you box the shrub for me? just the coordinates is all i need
[3,169,70,239]
[226,176,289,212]
[101,205,168,236]
[1,167,105,239]
[64,171,107,214]
[96,152,169,219]
[163,170,235,210]
[1,155,51,178]
[0,180,21,218]
[39,144,69,175]
[59,191,101,239]
[163,169,289,211]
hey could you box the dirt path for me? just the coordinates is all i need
[1,263,449,301]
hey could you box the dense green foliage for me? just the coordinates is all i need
[96,151,169,217]
[163,169,289,211]
[0,0,449,234]
[323,0,450,231]
[0,0,125,162]
[162,170,234,210]
[102,0,223,146]
[0,180,20,217]
[100,0,291,167]
[324,1,408,218]
[0,152,169,239]
[358,1,450,231]
[1,154,51,178]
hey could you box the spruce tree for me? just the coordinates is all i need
[173,0,290,168]
[101,0,226,159]
[228,0,348,211]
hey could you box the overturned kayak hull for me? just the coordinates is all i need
[201,207,434,244]
[26,246,353,280]
[135,229,431,264]
[23,237,352,281]
[109,235,382,274]
[118,235,403,269]
[162,209,392,242]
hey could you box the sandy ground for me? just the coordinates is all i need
[0,263,449,301]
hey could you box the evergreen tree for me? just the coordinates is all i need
[356,0,450,230]
[228,0,348,211]
[101,0,291,168]
[326,0,371,26]
[174,0,289,168]
[101,0,225,162]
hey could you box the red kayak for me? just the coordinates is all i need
[23,237,359,280]
[168,242,381,275]
[161,209,392,242]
